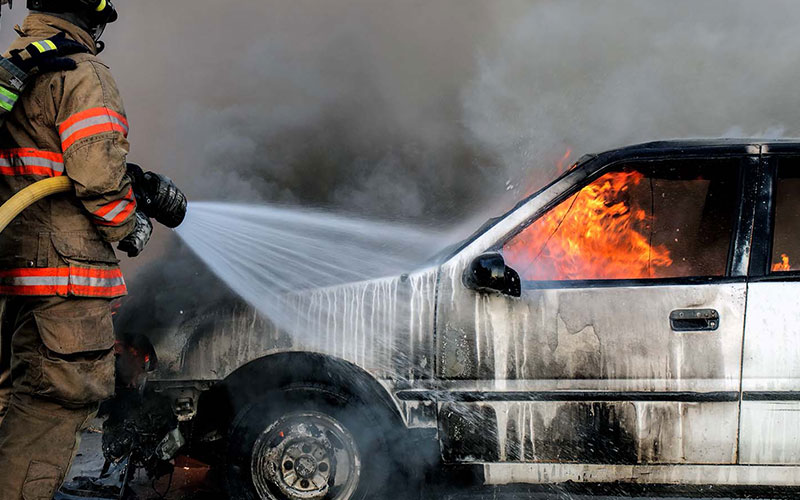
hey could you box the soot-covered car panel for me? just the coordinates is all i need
[147,140,800,486]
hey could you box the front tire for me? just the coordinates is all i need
[225,383,395,500]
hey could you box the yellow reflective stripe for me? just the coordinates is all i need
[96,0,107,11]
[0,86,18,111]
[43,40,57,51]
[0,86,18,101]
[31,41,47,53]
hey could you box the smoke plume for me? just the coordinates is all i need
[2,0,798,331]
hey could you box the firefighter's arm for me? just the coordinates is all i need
[56,59,136,242]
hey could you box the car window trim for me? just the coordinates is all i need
[751,154,792,279]
[492,155,751,286]
[728,156,758,277]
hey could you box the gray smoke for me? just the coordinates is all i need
[4,1,799,231]
[3,0,798,328]
[106,0,525,223]
[99,0,800,235]
[462,0,800,183]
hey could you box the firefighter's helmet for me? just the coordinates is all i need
[26,0,117,25]
[26,0,117,45]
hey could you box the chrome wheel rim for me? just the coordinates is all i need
[251,411,361,500]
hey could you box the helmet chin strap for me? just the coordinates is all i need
[87,11,108,52]
[89,19,106,41]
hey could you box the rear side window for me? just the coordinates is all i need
[502,159,741,282]
[771,159,800,273]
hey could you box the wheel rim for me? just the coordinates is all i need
[251,411,362,500]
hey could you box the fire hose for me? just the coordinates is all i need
[0,176,72,234]
[0,166,187,235]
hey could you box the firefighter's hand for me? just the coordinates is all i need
[7,32,89,75]
[127,163,187,228]
[118,212,153,258]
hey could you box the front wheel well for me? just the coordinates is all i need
[184,353,438,496]
[193,352,405,441]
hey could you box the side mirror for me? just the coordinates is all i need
[462,252,521,298]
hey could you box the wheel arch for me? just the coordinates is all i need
[195,351,406,434]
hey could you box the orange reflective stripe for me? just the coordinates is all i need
[0,266,126,297]
[0,268,70,295]
[59,107,129,151]
[0,148,64,177]
[59,107,129,134]
[93,187,136,226]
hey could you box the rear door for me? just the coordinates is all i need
[740,150,800,464]
[435,153,753,465]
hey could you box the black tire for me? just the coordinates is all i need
[224,383,400,500]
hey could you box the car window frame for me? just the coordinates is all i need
[489,154,752,290]
[750,153,800,282]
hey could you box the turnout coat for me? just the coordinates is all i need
[0,14,135,298]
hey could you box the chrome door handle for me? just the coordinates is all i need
[670,309,719,332]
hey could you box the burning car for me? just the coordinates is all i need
[119,139,800,499]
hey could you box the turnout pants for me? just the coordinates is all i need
[0,296,116,500]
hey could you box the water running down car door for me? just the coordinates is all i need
[435,155,753,465]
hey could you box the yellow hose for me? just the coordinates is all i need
[0,176,73,234]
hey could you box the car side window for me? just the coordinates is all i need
[770,159,800,273]
[502,159,741,282]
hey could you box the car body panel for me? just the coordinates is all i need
[738,151,800,465]
[437,400,740,464]
[153,270,438,383]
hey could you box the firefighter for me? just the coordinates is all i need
[0,1,185,498]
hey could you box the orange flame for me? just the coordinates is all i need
[556,148,573,174]
[504,170,673,281]
[773,253,791,272]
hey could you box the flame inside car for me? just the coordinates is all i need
[504,170,674,281]
[773,253,792,272]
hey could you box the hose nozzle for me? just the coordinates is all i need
[127,163,187,228]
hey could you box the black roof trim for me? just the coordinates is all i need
[591,138,800,163]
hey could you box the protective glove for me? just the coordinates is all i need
[7,32,89,75]
[117,211,153,258]
[126,163,187,228]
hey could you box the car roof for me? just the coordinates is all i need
[595,138,800,161]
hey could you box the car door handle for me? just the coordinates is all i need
[669,309,719,332]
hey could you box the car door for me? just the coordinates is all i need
[740,149,800,464]
[435,152,754,465]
